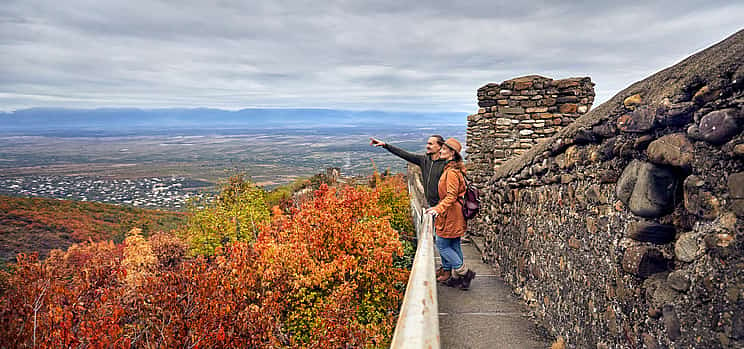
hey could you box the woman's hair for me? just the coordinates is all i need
[446,146,466,171]
[430,134,445,146]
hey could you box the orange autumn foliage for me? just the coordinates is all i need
[0,178,411,348]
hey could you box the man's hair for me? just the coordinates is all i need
[430,135,445,146]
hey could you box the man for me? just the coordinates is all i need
[370,135,448,208]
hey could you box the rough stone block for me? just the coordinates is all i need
[627,221,676,244]
[683,175,720,219]
[618,106,656,133]
[616,160,643,205]
[622,246,668,278]
[646,133,694,169]
[538,113,554,119]
[556,96,579,103]
[699,109,741,144]
[675,232,704,262]
[634,135,655,150]
[495,118,512,126]
[660,101,694,126]
[734,199,744,217]
[559,103,578,113]
[592,123,617,138]
[662,305,682,340]
[478,100,497,108]
[630,165,678,218]
[560,174,575,184]
[624,93,642,107]
[727,172,744,198]
[525,107,548,113]
[667,270,690,292]
[557,79,580,88]
[500,106,525,114]
[616,160,678,218]
[519,129,534,136]
[692,85,718,105]
[734,144,744,156]
[515,81,533,90]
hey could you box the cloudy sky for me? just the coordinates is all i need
[1,1,742,113]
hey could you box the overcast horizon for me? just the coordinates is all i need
[1,1,742,113]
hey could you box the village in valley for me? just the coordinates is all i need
[0,175,211,210]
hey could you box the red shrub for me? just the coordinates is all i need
[0,181,409,347]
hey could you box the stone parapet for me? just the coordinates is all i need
[465,30,744,348]
[466,75,595,190]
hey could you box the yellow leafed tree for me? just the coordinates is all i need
[182,174,270,255]
[122,228,157,287]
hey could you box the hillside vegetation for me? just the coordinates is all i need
[0,171,415,348]
[0,196,187,264]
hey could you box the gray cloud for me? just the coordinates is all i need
[1,0,742,112]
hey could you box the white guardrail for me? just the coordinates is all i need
[390,164,440,349]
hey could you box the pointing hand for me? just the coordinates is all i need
[369,138,386,147]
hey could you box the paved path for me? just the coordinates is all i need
[437,238,550,349]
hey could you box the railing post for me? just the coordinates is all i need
[390,165,440,349]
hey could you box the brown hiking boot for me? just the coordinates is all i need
[458,270,476,290]
[436,270,451,282]
[444,276,462,287]
[436,267,444,278]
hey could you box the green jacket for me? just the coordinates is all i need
[383,143,448,208]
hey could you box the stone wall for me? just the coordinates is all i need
[468,30,744,348]
[466,75,595,189]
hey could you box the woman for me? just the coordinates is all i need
[425,138,476,290]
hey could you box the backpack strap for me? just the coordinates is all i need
[459,169,470,185]
[451,168,466,206]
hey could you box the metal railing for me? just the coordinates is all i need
[390,165,440,349]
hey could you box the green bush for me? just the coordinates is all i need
[182,174,270,255]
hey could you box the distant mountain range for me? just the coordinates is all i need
[0,108,468,135]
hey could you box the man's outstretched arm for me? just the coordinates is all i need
[369,137,425,166]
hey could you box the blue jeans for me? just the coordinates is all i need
[436,235,463,271]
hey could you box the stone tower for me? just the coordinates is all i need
[466,75,595,189]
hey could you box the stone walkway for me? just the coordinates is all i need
[437,238,550,349]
